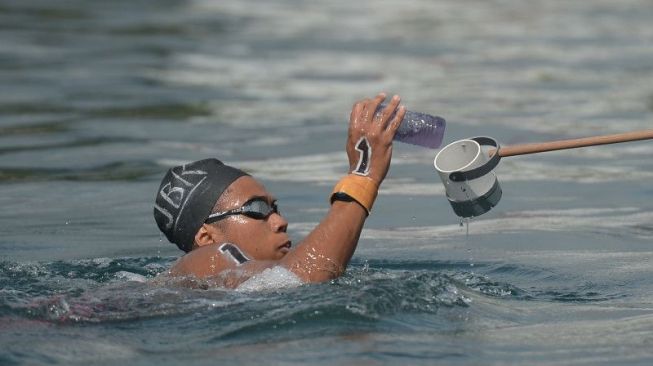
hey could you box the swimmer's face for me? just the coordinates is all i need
[206,176,291,261]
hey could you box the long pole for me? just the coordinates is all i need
[492,129,653,158]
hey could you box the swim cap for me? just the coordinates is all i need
[153,158,249,252]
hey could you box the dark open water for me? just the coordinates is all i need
[1,0,653,364]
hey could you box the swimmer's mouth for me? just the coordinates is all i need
[278,241,292,252]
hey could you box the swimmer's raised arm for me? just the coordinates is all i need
[280,93,405,282]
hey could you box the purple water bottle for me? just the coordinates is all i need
[378,103,446,149]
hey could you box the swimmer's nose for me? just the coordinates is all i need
[269,212,288,233]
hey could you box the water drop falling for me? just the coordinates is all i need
[465,218,474,268]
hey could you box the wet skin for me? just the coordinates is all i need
[196,176,291,261]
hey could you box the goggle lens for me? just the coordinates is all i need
[241,199,278,219]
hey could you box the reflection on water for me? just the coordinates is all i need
[1,0,653,364]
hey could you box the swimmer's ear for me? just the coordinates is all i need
[194,224,222,248]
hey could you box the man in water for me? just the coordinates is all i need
[154,93,405,287]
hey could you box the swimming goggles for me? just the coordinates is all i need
[205,198,279,224]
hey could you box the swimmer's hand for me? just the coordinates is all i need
[347,93,406,185]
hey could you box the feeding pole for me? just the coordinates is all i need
[492,129,653,157]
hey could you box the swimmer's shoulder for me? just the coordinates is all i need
[168,243,276,288]
[168,244,226,278]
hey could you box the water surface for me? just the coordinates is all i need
[1,0,653,364]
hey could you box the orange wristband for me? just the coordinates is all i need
[330,175,378,214]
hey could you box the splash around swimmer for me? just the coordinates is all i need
[153,93,406,287]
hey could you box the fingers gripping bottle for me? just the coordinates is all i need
[378,103,446,149]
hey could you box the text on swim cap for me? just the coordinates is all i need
[154,165,208,230]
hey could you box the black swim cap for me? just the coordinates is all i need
[153,158,249,252]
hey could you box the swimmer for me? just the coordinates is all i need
[153,93,406,287]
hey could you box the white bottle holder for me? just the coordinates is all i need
[433,137,502,218]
